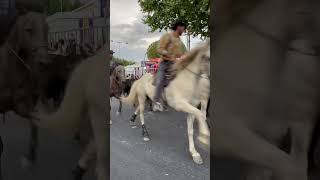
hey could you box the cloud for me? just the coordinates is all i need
[110,0,204,62]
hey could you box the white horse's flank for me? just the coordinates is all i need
[34,52,107,180]
[121,41,210,164]
[214,0,317,180]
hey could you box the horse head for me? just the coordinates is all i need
[113,65,126,83]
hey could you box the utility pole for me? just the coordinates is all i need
[187,33,191,51]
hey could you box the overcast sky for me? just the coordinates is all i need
[110,0,203,63]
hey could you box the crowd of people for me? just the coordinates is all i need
[48,38,103,59]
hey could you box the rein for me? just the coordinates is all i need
[241,21,318,57]
[7,45,32,72]
[183,66,210,80]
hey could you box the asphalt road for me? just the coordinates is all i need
[0,111,94,180]
[110,99,210,180]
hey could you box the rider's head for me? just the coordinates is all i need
[110,50,114,59]
[171,22,187,36]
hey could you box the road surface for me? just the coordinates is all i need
[0,111,94,180]
[110,99,210,180]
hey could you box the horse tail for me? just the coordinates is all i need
[121,79,140,106]
[33,59,87,134]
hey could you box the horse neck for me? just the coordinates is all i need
[177,53,202,82]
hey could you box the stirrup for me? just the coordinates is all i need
[152,102,164,112]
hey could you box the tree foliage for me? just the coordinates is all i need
[43,0,83,16]
[113,57,135,66]
[138,0,210,38]
[146,40,187,59]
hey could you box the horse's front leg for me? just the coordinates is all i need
[289,116,316,177]
[116,98,122,115]
[176,100,210,146]
[22,122,38,168]
[187,114,203,164]
[0,135,3,180]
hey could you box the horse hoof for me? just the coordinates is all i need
[197,134,210,146]
[192,155,203,165]
[143,136,150,141]
[116,111,120,115]
[131,125,137,129]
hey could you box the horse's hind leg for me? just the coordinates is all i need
[137,96,149,141]
[89,107,107,180]
[129,107,139,128]
[73,140,95,180]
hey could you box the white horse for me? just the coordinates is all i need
[213,0,319,180]
[121,40,210,164]
[33,52,107,180]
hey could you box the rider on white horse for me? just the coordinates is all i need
[153,21,188,111]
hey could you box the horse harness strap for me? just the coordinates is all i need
[7,45,32,72]
[242,21,318,57]
[241,21,289,50]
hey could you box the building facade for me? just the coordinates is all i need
[46,0,107,49]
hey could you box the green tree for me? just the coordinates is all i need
[138,0,210,38]
[113,57,135,66]
[43,0,83,16]
[146,40,187,59]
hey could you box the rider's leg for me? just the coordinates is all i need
[153,61,169,111]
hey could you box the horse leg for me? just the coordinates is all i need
[73,140,95,180]
[116,99,122,115]
[175,100,209,145]
[0,135,3,180]
[198,99,210,145]
[187,114,203,164]
[22,122,38,168]
[213,116,306,180]
[109,99,112,125]
[130,107,139,129]
[89,107,107,180]
[137,96,149,141]
[289,117,316,178]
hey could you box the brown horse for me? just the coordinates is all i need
[0,12,40,169]
[109,65,126,124]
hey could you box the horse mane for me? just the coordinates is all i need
[173,41,209,73]
[216,0,263,35]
